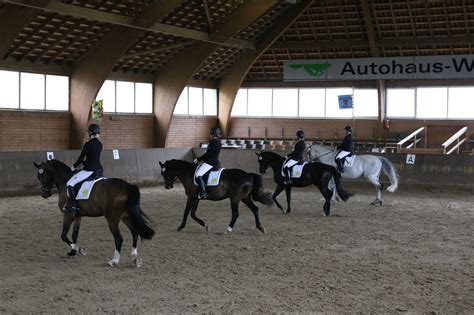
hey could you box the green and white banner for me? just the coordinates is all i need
[284,55,474,81]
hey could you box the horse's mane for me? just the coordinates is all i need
[46,159,71,171]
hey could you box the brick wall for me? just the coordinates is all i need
[0,110,70,151]
[166,116,217,148]
[98,114,154,149]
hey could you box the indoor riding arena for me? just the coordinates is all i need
[0,1,473,313]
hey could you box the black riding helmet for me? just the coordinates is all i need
[210,127,222,138]
[345,126,352,133]
[87,123,101,136]
[296,130,304,140]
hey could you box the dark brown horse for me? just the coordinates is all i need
[256,151,352,216]
[159,159,273,233]
[33,159,155,267]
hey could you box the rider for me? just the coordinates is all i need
[335,126,353,173]
[64,123,103,213]
[194,127,222,199]
[283,130,306,185]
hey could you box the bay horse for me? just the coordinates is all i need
[33,159,155,267]
[309,144,399,206]
[255,151,352,216]
[159,159,273,233]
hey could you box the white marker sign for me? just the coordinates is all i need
[46,152,54,160]
[113,149,120,160]
[406,154,416,164]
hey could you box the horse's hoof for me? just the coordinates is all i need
[78,246,86,256]
[226,226,233,233]
[177,226,184,232]
[67,249,77,256]
[371,200,382,206]
[107,260,118,267]
[133,256,143,268]
[205,225,210,232]
[323,210,330,217]
[257,226,266,234]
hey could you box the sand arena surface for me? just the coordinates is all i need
[0,183,472,313]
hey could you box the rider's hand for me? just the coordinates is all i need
[193,158,198,164]
[70,166,75,171]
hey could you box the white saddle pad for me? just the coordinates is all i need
[344,155,356,167]
[75,178,106,200]
[194,168,225,187]
[281,162,308,178]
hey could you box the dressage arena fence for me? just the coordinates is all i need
[1,147,473,196]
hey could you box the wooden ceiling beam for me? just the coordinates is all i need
[272,34,474,50]
[68,1,183,149]
[152,0,279,147]
[2,0,256,49]
[361,0,379,57]
[218,0,313,136]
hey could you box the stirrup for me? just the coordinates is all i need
[198,192,208,200]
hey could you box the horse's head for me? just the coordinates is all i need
[159,161,176,189]
[309,144,332,161]
[33,161,54,198]
[255,151,269,174]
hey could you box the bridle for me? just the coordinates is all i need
[309,145,334,160]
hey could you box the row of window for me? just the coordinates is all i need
[96,80,153,114]
[231,87,474,119]
[0,70,69,110]
[1,70,474,119]
[231,88,377,118]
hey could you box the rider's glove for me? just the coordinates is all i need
[193,158,199,164]
[70,166,75,171]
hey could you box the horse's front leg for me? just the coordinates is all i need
[60,214,76,256]
[189,197,207,230]
[177,197,193,231]
[285,186,292,213]
[272,184,286,213]
[68,217,86,256]
[226,201,240,233]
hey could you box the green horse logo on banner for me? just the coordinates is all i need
[290,63,331,78]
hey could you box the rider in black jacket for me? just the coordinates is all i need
[65,123,103,213]
[194,127,222,199]
[283,130,306,185]
[335,126,353,173]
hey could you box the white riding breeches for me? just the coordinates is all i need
[336,150,351,160]
[195,162,213,178]
[67,170,93,187]
[284,159,298,169]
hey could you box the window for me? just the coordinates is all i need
[46,75,69,110]
[325,88,353,118]
[448,87,474,119]
[231,89,247,116]
[416,87,447,119]
[299,89,325,117]
[272,89,298,117]
[0,70,19,109]
[353,89,378,117]
[248,89,272,117]
[96,80,153,113]
[173,86,218,116]
[21,73,45,110]
[0,70,69,110]
[116,81,134,113]
[386,89,415,117]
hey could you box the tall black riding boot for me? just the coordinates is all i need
[64,186,80,213]
[284,167,292,185]
[196,176,208,200]
[335,159,344,173]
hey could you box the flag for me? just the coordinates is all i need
[338,95,353,109]
[91,99,104,120]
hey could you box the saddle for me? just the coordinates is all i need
[194,164,224,187]
[71,169,104,198]
[337,154,355,167]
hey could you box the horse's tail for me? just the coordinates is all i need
[250,173,274,206]
[331,168,353,202]
[126,184,155,240]
[378,156,399,193]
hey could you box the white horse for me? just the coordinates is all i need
[308,144,399,206]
